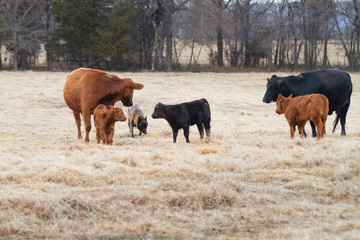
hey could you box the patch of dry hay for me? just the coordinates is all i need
[0,71,359,239]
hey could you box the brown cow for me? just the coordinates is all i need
[63,68,143,142]
[276,93,329,139]
[94,104,127,145]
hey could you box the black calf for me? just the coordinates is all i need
[151,98,211,143]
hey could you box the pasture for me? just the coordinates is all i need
[0,71,359,239]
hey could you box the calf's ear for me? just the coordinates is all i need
[133,83,144,90]
[288,94,293,98]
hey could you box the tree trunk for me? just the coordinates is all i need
[165,0,173,71]
[13,31,17,71]
[301,0,310,70]
[188,39,195,69]
[0,42,2,69]
[322,17,329,68]
[244,41,252,67]
[274,37,280,67]
[45,0,52,70]
[217,26,224,67]
[354,0,360,69]
[215,0,225,67]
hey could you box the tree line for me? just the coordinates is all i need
[0,0,360,71]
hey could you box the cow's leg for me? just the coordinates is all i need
[183,126,190,143]
[82,109,92,142]
[197,123,204,139]
[298,123,306,138]
[204,121,211,137]
[101,130,107,144]
[322,115,327,136]
[312,117,323,139]
[290,124,296,139]
[108,129,114,145]
[96,127,100,144]
[340,102,350,135]
[172,128,178,143]
[73,111,82,139]
[309,121,317,138]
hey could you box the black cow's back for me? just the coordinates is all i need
[185,98,211,125]
[165,98,210,128]
[280,69,352,113]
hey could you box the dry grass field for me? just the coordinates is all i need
[0,70,359,239]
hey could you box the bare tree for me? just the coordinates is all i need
[299,0,334,69]
[270,0,334,70]
[335,0,360,70]
[232,0,274,67]
[141,0,190,71]
[211,0,231,67]
[43,0,53,70]
[0,0,45,70]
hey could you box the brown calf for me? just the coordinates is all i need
[94,104,127,145]
[276,94,329,139]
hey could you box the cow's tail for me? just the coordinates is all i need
[332,110,340,133]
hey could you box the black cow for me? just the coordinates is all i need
[262,69,352,136]
[151,98,211,143]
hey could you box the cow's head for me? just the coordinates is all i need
[262,75,282,103]
[151,103,167,119]
[110,106,127,122]
[121,79,144,107]
[276,94,292,114]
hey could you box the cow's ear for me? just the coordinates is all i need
[288,94,293,98]
[133,83,144,90]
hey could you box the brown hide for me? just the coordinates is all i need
[276,94,329,139]
[94,104,127,145]
[63,68,143,142]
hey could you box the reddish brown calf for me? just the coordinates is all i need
[276,94,329,139]
[94,104,127,145]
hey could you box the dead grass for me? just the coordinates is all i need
[0,71,359,239]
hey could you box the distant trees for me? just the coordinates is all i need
[50,0,111,68]
[0,0,46,70]
[1,0,360,71]
[335,0,360,71]
[83,3,139,70]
